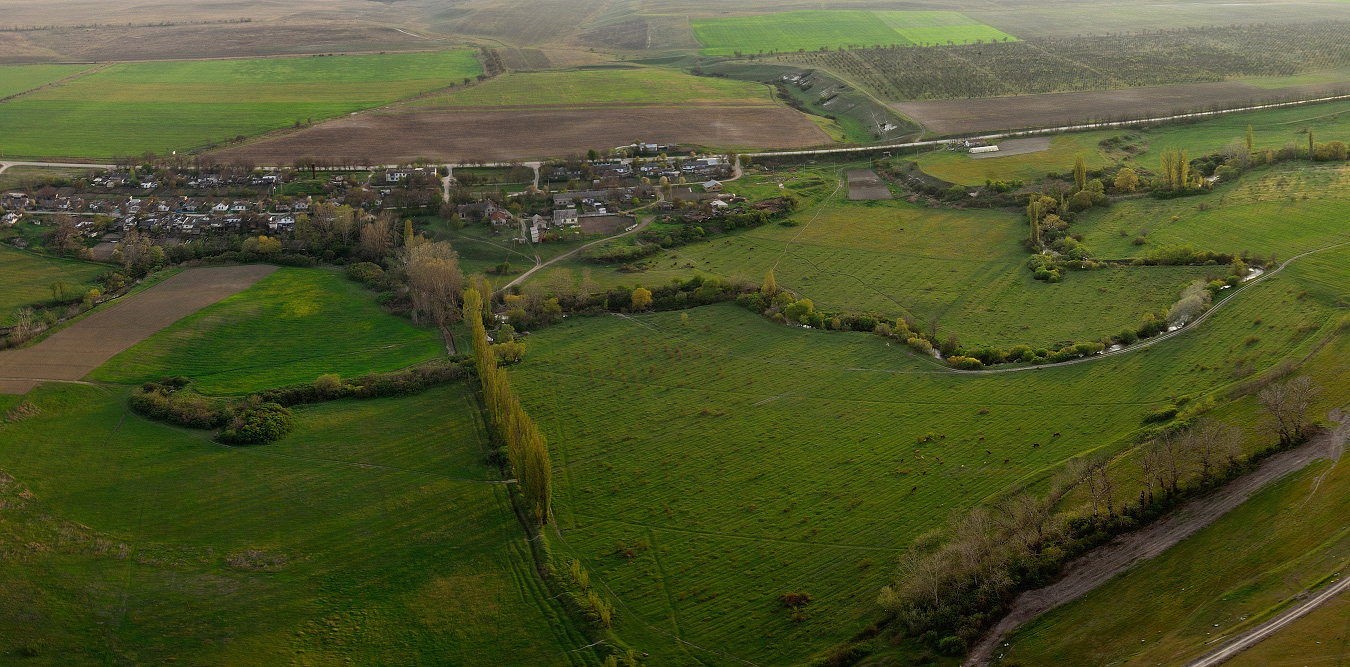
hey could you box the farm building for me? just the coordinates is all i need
[970,145,1000,154]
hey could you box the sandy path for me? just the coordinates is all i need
[967,411,1350,666]
[0,265,275,394]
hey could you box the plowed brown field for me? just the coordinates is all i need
[0,265,275,394]
[211,106,831,163]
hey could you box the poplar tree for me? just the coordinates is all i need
[1246,125,1254,153]
[1072,154,1087,192]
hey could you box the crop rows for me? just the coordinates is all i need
[785,22,1350,100]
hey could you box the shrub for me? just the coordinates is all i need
[346,261,385,285]
[219,402,295,445]
[936,636,967,656]
[780,592,813,608]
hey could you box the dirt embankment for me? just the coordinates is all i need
[968,413,1350,666]
[208,106,832,164]
[0,265,276,394]
[898,80,1350,135]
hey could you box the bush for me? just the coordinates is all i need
[346,261,385,285]
[936,636,967,656]
[219,402,295,445]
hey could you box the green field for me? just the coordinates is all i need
[0,246,107,326]
[532,165,1210,349]
[90,268,444,394]
[690,10,1015,56]
[1002,301,1350,666]
[507,240,1350,664]
[0,381,596,665]
[409,67,773,108]
[0,63,91,99]
[0,50,482,159]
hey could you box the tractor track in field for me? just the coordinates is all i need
[967,409,1350,666]
[573,513,905,551]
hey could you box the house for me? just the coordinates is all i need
[230,201,249,212]
[487,208,513,228]
[212,202,230,213]
[385,170,410,183]
[702,180,723,192]
[268,215,296,231]
[552,208,579,226]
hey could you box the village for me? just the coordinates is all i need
[0,152,738,255]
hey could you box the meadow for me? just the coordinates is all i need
[0,50,482,159]
[690,10,1013,56]
[408,67,774,108]
[0,382,597,665]
[89,268,444,395]
[508,244,1350,665]
[0,246,107,326]
[0,63,91,99]
[1001,319,1350,665]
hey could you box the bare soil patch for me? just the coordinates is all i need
[846,169,892,200]
[0,265,275,394]
[971,137,1051,159]
[210,106,831,164]
[579,215,633,235]
[897,81,1350,135]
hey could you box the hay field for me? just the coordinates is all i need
[0,50,482,159]
[90,268,443,395]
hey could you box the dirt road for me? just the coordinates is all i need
[0,265,275,394]
[499,216,653,292]
[967,411,1350,666]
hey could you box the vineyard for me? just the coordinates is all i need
[784,22,1350,100]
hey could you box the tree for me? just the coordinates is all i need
[1114,167,1138,193]
[1246,124,1255,153]
[407,241,464,326]
[1072,154,1087,192]
[761,269,778,298]
[357,214,395,261]
[1259,376,1320,446]
[47,214,81,256]
[1026,198,1043,246]
[630,287,652,311]
[1309,129,1315,160]
[1183,418,1242,480]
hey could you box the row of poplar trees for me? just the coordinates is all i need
[463,287,552,524]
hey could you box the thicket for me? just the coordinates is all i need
[783,22,1350,100]
[877,376,1321,655]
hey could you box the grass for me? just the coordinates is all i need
[0,381,598,665]
[0,50,482,159]
[1240,65,1350,88]
[507,245,1350,665]
[0,63,92,99]
[533,165,1210,349]
[0,246,107,325]
[691,11,1015,56]
[911,134,1116,186]
[408,67,773,108]
[1002,317,1350,666]
[89,267,444,395]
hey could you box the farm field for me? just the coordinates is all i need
[210,105,830,164]
[89,267,443,395]
[407,67,773,108]
[0,381,595,665]
[509,245,1350,665]
[0,63,92,99]
[0,246,106,325]
[0,50,482,159]
[690,10,1015,56]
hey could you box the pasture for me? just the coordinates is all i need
[90,267,443,395]
[0,381,595,665]
[408,67,773,108]
[540,166,1210,349]
[0,246,106,326]
[690,10,1013,56]
[1001,320,1350,665]
[509,246,1350,664]
[0,50,482,159]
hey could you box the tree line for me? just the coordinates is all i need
[876,375,1322,657]
[464,287,552,525]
